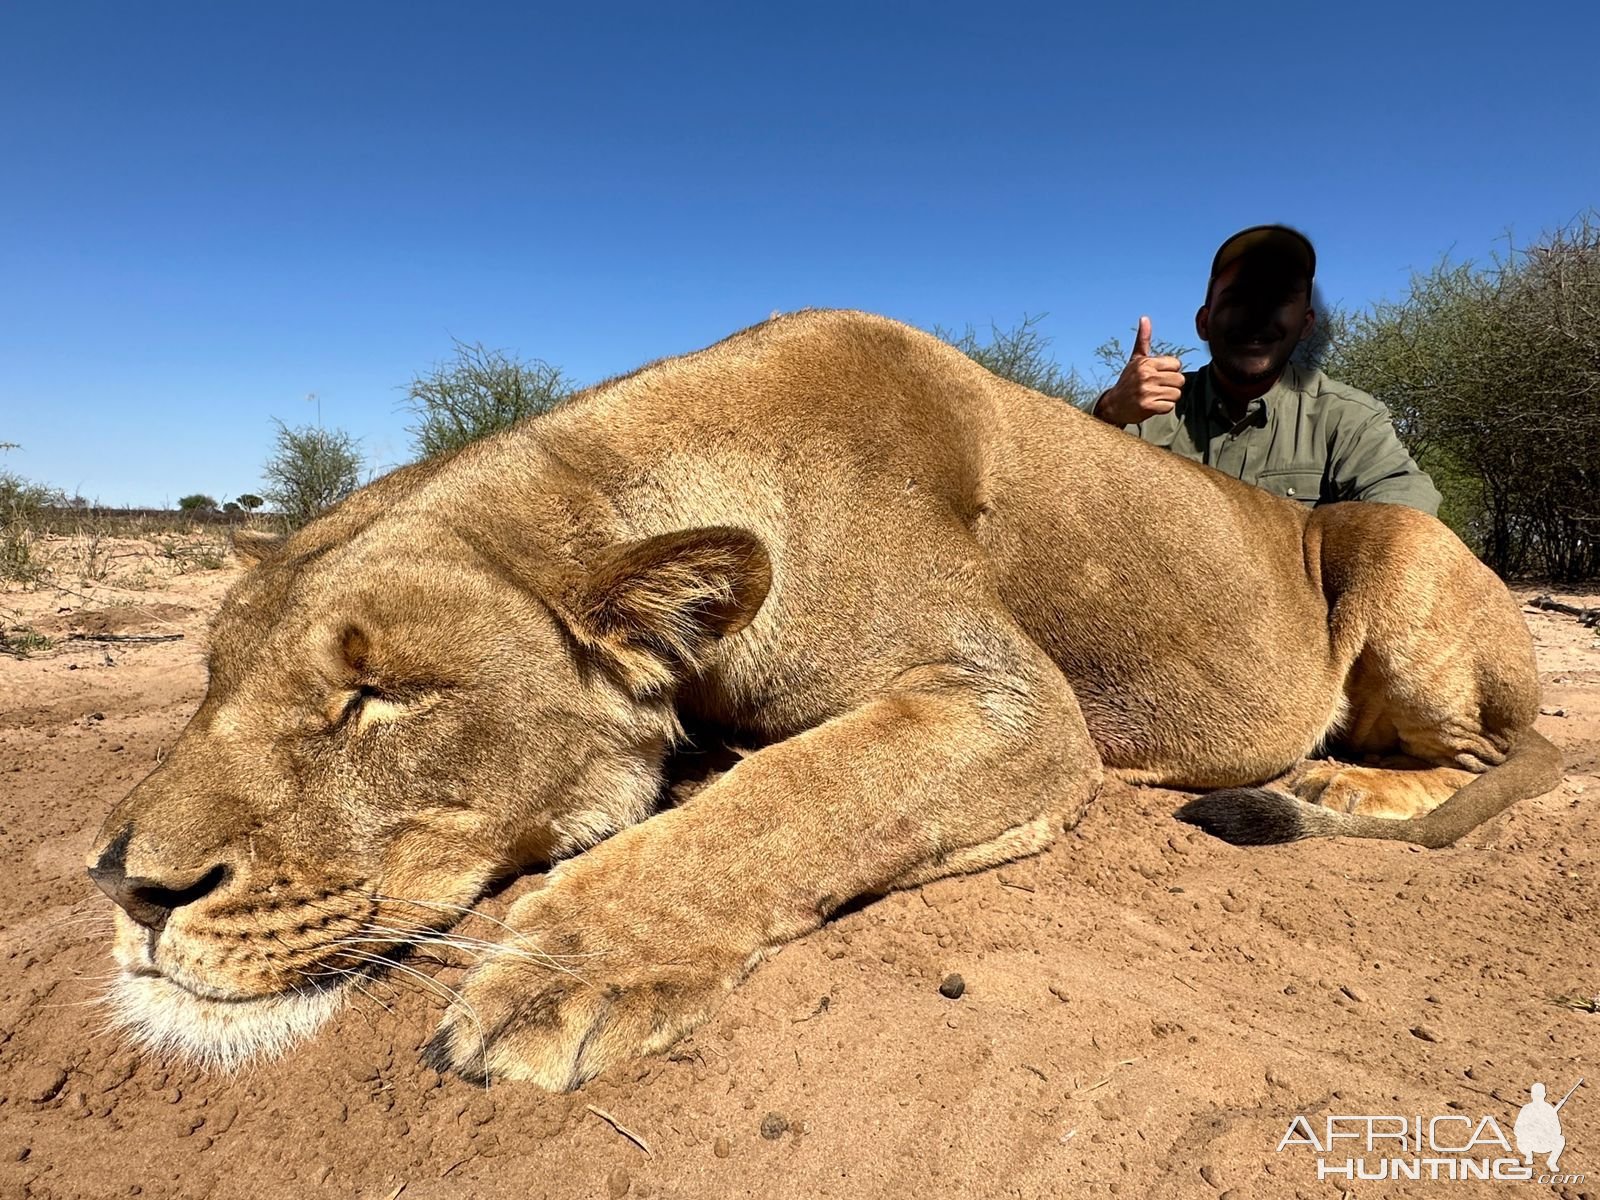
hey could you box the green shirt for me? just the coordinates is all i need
[1093,364,1441,515]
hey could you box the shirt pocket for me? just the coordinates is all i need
[1253,468,1323,505]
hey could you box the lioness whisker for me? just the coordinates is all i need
[39,991,115,1010]
[306,902,603,969]
[344,930,597,991]
[364,904,608,962]
[5,914,117,950]
[369,894,599,964]
[329,947,492,1081]
[307,962,397,1020]
[330,948,473,1016]
[336,924,601,972]
[296,896,603,991]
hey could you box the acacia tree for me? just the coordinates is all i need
[1325,214,1600,580]
[936,313,1101,406]
[262,421,363,530]
[405,339,574,459]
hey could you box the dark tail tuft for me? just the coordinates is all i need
[1175,787,1313,845]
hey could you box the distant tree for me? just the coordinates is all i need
[1324,212,1600,581]
[1088,325,1199,384]
[235,493,264,512]
[405,339,575,459]
[222,501,242,515]
[178,494,218,512]
[262,421,363,530]
[935,314,1100,406]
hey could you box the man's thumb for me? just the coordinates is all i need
[1132,316,1153,359]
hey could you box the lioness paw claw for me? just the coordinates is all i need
[424,940,730,1090]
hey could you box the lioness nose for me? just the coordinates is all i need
[87,827,231,932]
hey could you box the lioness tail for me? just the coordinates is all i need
[1176,729,1563,849]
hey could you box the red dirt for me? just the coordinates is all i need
[3,562,1597,1200]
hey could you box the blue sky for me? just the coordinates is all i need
[3,1,1596,506]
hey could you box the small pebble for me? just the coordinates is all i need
[1200,1163,1221,1187]
[1340,985,1369,1004]
[607,1166,630,1198]
[939,973,966,1000]
[759,1112,789,1140]
[1411,1024,1442,1043]
[713,1136,731,1158]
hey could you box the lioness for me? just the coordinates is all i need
[86,310,1561,1089]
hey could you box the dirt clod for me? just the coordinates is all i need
[25,1065,68,1104]
[759,1112,789,1140]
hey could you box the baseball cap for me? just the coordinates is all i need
[1210,224,1316,285]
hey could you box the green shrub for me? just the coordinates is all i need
[405,339,574,458]
[262,421,363,530]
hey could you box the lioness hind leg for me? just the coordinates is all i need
[1291,762,1478,820]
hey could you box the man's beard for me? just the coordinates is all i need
[1211,338,1294,390]
[1212,354,1284,389]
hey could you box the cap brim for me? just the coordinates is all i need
[1212,225,1315,281]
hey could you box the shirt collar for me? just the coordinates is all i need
[1204,362,1305,434]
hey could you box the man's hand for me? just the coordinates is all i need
[1093,317,1186,424]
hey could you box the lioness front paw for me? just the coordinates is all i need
[421,886,744,1090]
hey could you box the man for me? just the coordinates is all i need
[1086,225,1441,514]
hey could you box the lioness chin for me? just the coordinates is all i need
[87,310,1560,1089]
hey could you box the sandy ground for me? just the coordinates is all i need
[2,545,1597,1200]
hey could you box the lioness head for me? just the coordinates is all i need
[86,501,769,1070]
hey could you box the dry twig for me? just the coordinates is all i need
[586,1104,654,1159]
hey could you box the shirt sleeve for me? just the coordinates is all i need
[1327,403,1442,515]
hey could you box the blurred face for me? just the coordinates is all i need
[1196,254,1315,393]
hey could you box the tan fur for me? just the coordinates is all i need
[1290,761,1478,819]
[87,309,1558,1088]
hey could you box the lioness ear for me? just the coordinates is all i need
[232,529,286,568]
[561,527,771,695]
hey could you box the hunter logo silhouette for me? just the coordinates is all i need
[1514,1078,1581,1171]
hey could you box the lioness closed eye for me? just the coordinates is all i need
[87,310,1560,1089]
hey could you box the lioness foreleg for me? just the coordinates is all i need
[425,640,1100,1089]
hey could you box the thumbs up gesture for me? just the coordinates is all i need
[1092,317,1186,425]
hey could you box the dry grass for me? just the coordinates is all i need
[1,508,264,595]
[0,509,267,656]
